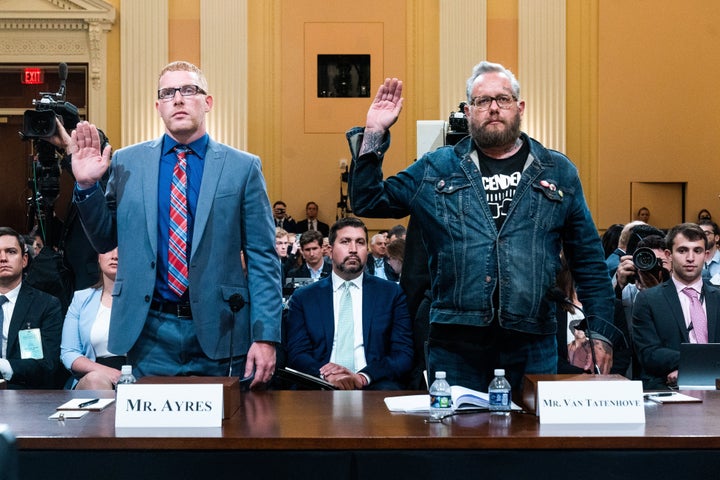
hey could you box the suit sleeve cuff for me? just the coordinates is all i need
[73,182,100,202]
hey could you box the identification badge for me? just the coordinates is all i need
[18,328,43,359]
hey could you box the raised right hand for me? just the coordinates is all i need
[365,78,404,133]
[70,121,112,189]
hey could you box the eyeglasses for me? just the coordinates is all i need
[157,84,207,101]
[469,95,517,111]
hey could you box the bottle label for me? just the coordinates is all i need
[489,391,511,407]
[430,394,452,409]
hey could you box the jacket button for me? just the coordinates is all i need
[150,261,155,269]
[144,295,150,302]
[485,276,492,283]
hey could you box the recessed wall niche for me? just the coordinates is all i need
[317,54,370,98]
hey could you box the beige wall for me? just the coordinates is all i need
[99,0,720,232]
[596,0,720,229]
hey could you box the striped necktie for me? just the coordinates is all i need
[168,146,190,297]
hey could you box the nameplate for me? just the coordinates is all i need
[114,383,223,428]
[537,380,645,424]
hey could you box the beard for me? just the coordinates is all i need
[469,110,522,149]
[335,256,364,275]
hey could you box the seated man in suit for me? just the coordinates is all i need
[295,201,330,237]
[365,233,399,282]
[286,217,413,390]
[0,227,63,389]
[287,230,332,281]
[632,223,720,390]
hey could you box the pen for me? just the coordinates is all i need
[78,398,100,408]
[645,392,674,397]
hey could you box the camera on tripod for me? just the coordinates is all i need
[22,63,80,139]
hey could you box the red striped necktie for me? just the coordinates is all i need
[168,146,190,297]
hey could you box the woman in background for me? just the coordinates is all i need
[61,248,126,389]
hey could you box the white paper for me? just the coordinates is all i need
[537,380,645,424]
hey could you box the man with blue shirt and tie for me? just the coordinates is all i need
[286,217,413,390]
[69,61,280,387]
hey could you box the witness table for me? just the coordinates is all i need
[3,389,720,479]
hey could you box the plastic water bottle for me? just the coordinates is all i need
[488,368,512,416]
[117,365,137,385]
[429,371,452,420]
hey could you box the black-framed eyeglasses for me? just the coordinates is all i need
[157,84,207,101]
[469,95,517,111]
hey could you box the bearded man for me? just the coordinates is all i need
[345,61,617,393]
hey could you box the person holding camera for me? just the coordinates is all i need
[69,61,280,387]
[632,223,720,389]
[273,201,297,233]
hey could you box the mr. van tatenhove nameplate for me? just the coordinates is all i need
[537,380,645,424]
[115,383,223,428]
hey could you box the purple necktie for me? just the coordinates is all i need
[682,287,708,343]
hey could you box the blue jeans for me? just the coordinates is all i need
[427,321,557,393]
[128,309,247,379]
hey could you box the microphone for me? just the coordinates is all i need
[226,293,247,376]
[547,288,600,374]
[58,62,68,99]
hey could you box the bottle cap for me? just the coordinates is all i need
[121,365,132,375]
[435,371,446,379]
[494,368,505,376]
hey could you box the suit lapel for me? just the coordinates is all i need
[321,279,336,351]
[361,276,374,347]
[704,287,720,342]
[143,140,162,255]
[191,140,224,261]
[662,282,690,343]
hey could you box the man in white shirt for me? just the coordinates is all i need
[286,217,413,390]
[0,227,63,388]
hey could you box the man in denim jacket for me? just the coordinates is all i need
[346,61,617,392]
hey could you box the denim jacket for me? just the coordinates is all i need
[346,128,617,344]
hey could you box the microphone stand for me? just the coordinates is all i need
[227,294,246,377]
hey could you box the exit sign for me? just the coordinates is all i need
[22,68,44,85]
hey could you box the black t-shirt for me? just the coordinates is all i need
[476,139,530,230]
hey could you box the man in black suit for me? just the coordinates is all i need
[0,227,63,389]
[273,201,297,233]
[288,230,332,280]
[632,223,720,390]
[295,201,330,237]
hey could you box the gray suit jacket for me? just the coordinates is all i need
[75,136,282,359]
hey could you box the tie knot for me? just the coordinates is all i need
[342,281,353,292]
[0,295,8,306]
[174,145,190,159]
[683,287,700,300]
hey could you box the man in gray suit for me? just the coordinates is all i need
[70,61,280,387]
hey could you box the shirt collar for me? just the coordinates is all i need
[671,275,704,296]
[1,283,22,304]
[332,272,363,292]
[163,133,209,160]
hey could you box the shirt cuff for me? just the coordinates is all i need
[0,358,13,381]
[73,182,100,202]
[358,372,371,387]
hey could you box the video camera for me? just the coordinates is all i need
[22,63,80,139]
[446,102,468,146]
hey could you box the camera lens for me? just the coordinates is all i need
[633,247,658,272]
